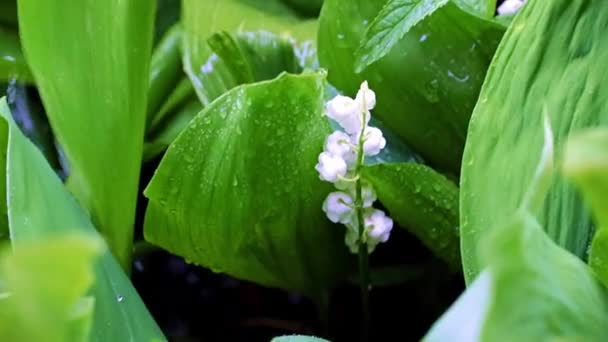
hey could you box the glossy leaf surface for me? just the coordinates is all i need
[0,97,165,341]
[17,0,157,267]
[182,0,315,106]
[563,128,608,288]
[425,211,608,341]
[460,0,608,282]
[362,163,460,270]
[318,0,504,173]
[354,0,449,72]
[144,72,349,300]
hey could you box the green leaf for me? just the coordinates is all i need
[460,0,608,283]
[425,211,608,341]
[361,163,460,270]
[148,77,195,135]
[148,24,184,128]
[354,0,449,72]
[318,0,504,174]
[280,0,325,17]
[17,0,157,268]
[563,128,608,288]
[144,99,200,162]
[451,0,495,17]
[0,234,103,342]
[0,97,166,341]
[271,335,330,342]
[144,72,349,300]
[0,27,33,83]
[182,0,315,106]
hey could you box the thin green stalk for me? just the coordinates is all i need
[355,93,370,342]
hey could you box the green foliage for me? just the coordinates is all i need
[426,211,608,341]
[0,27,33,83]
[17,0,157,268]
[0,234,102,342]
[563,128,608,288]
[354,0,449,72]
[144,72,350,301]
[0,97,166,341]
[460,0,608,283]
[182,0,314,106]
[361,163,460,270]
[148,24,184,128]
[318,0,504,174]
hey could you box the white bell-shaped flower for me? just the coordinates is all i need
[365,209,393,244]
[497,0,525,15]
[355,126,386,156]
[326,95,370,135]
[326,95,358,128]
[322,191,355,224]
[325,131,357,165]
[315,152,347,183]
[355,81,376,111]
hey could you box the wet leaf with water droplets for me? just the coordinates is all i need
[144,72,350,300]
[460,0,608,284]
[318,0,504,173]
[361,162,460,270]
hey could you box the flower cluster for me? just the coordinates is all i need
[315,81,393,254]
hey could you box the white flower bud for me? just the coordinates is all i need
[325,131,356,165]
[315,152,347,183]
[326,95,357,122]
[325,94,370,135]
[322,191,354,224]
[362,185,377,207]
[355,81,376,111]
[355,126,386,156]
[365,209,393,243]
[497,0,525,15]
[344,228,359,254]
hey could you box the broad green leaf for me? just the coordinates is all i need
[0,27,33,83]
[318,0,504,174]
[563,128,608,288]
[182,0,316,106]
[144,72,349,301]
[18,0,157,268]
[425,211,608,341]
[148,24,184,128]
[0,234,102,342]
[354,0,449,72]
[452,0,495,17]
[361,163,460,270]
[271,335,330,342]
[0,97,165,341]
[460,0,608,283]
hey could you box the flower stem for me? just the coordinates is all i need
[354,91,370,342]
